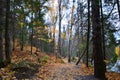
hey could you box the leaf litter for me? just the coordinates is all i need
[0,48,120,80]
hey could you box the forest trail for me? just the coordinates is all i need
[39,58,96,80]
[39,58,120,80]
[40,58,80,80]
[1,49,120,80]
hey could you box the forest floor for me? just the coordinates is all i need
[0,47,120,80]
[38,58,120,80]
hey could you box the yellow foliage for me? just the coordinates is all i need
[38,38,47,42]
[38,38,53,43]
[51,27,57,34]
[48,39,53,43]
[18,22,24,26]
[61,33,66,39]
[48,7,54,12]
[115,46,120,56]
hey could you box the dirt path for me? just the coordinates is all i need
[34,58,120,80]
[38,58,96,80]
[44,59,80,80]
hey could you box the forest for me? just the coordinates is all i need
[0,0,120,80]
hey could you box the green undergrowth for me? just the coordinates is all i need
[37,55,49,64]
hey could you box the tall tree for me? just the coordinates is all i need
[91,0,106,79]
[58,0,62,56]
[30,1,34,54]
[5,0,11,64]
[11,13,15,51]
[0,0,4,67]
[68,0,75,62]
[100,0,106,61]
[86,0,91,67]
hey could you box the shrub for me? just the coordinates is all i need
[38,55,49,64]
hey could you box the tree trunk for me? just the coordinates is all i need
[12,18,15,51]
[31,26,33,54]
[0,0,4,67]
[58,0,62,56]
[100,0,106,61]
[68,1,74,62]
[12,8,15,51]
[31,4,34,54]
[20,23,24,51]
[76,48,87,65]
[5,0,11,64]
[68,32,71,62]
[53,27,56,53]
[116,0,120,20]
[80,2,84,42]
[86,0,91,67]
[91,0,106,79]
[76,1,80,58]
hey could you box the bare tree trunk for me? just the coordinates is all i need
[79,3,83,42]
[76,1,80,58]
[20,23,23,51]
[12,2,15,51]
[77,25,80,58]
[68,1,74,62]
[76,48,87,65]
[100,0,106,60]
[31,24,33,54]
[68,29,72,62]
[91,0,106,79]
[0,0,4,67]
[31,3,33,54]
[21,15,25,51]
[100,0,106,72]
[5,0,11,64]
[86,0,91,67]
[58,0,62,56]
[12,16,15,51]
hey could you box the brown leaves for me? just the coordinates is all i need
[106,72,120,80]
[1,47,120,80]
[115,46,120,56]
[0,67,15,80]
[0,72,3,77]
[37,59,120,80]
